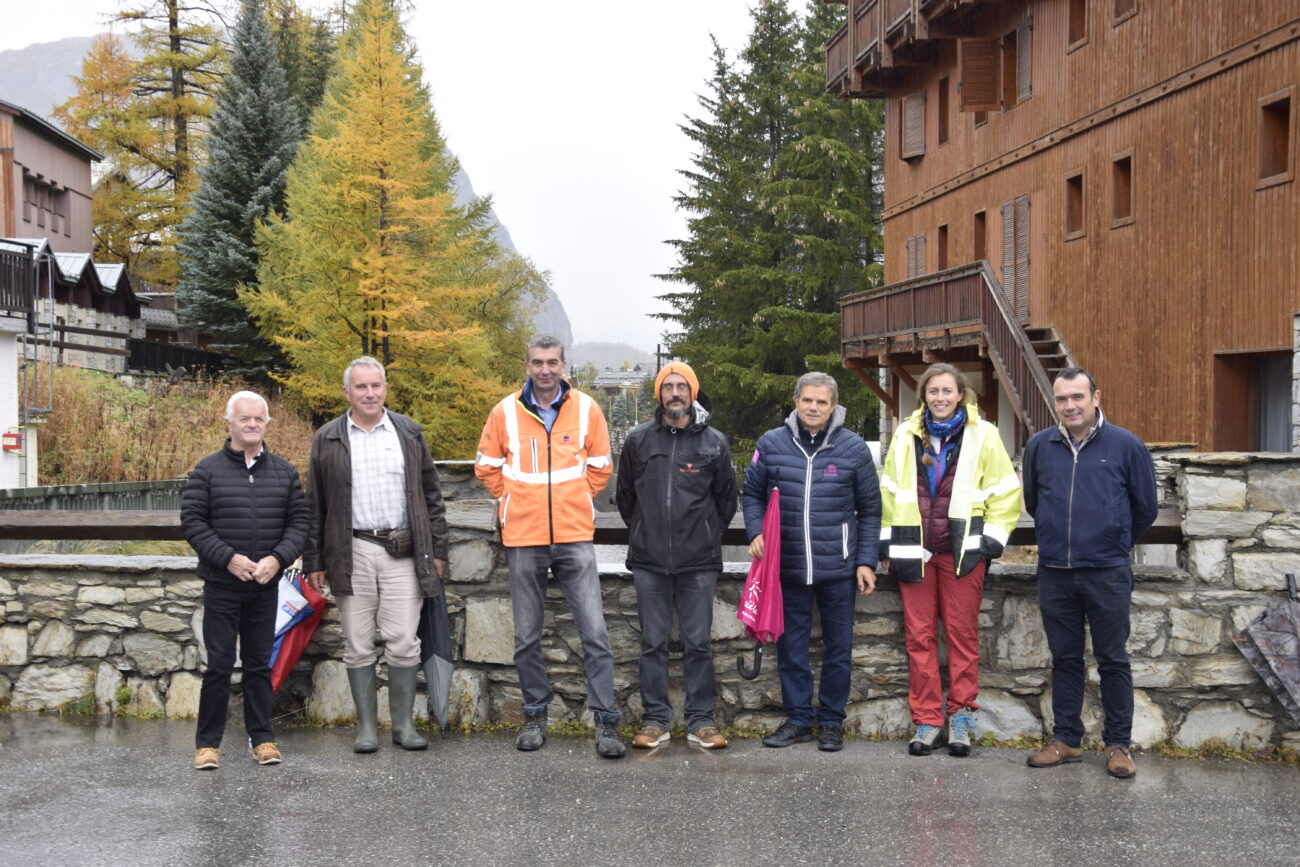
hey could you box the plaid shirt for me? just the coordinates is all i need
[348,410,407,532]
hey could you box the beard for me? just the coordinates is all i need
[664,401,690,420]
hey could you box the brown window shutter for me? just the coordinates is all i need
[1016,19,1033,102]
[905,236,915,278]
[1014,194,1031,320]
[916,233,927,276]
[901,92,926,159]
[958,39,1001,112]
[1000,199,1015,302]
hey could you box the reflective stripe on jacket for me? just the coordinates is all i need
[879,404,1021,582]
[475,381,613,547]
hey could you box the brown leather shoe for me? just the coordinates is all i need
[1105,745,1136,779]
[1027,740,1083,768]
[688,725,728,750]
[632,724,669,749]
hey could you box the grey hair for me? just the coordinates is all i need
[343,356,387,390]
[794,371,838,404]
[225,390,270,422]
[526,334,566,362]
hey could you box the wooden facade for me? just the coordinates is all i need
[830,0,1300,450]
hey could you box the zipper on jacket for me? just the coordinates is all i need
[841,523,849,559]
[530,438,539,473]
[1067,447,1079,568]
[545,428,554,545]
[796,435,816,585]
[666,432,677,571]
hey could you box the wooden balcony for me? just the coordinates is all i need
[0,244,37,330]
[840,261,1057,435]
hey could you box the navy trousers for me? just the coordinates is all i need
[775,578,856,728]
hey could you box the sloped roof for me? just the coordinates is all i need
[0,97,102,162]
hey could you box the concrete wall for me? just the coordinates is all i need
[0,457,1298,751]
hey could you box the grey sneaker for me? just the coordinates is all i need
[515,705,547,752]
[908,724,943,756]
[948,712,974,757]
[594,711,626,759]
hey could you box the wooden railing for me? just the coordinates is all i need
[127,339,230,374]
[0,245,36,321]
[840,261,1056,434]
[826,23,850,87]
[854,0,883,62]
[884,0,913,33]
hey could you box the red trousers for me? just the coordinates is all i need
[898,552,986,726]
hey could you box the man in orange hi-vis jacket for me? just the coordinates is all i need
[475,335,624,758]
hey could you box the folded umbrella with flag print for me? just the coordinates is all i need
[737,483,783,679]
[270,567,328,694]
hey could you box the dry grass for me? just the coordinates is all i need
[37,368,316,485]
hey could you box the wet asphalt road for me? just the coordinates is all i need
[0,712,1296,867]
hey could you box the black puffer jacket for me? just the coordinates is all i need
[181,441,308,585]
[616,396,737,575]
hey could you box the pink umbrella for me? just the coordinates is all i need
[737,485,783,679]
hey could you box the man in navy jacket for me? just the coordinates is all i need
[1022,368,1156,779]
[743,372,880,752]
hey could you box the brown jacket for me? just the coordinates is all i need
[302,410,449,597]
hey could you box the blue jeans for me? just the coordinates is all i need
[632,568,719,730]
[197,578,277,749]
[776,578,856,728]
[507,543,616,714]
[1037,564,1134,747]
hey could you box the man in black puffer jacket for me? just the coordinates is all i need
[617,362,737,750]
[181,391,307,771]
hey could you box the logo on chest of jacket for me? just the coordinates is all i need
[562,434,572,443]
[679,462,701,474]
[823,464,839,477]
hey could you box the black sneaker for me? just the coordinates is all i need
[594,711,626,759]
[817,725,844,752]
[762,721,814,748]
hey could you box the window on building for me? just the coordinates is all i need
[35,184,47,229]
[1000,196,1031,319]
[906,233,928,278]
[1114,0,1137,24]
[958,38,1001,114]
[1259,89,1293,188]
[1112,152,1134,225]
[901,92,926,159]
[1068,0,1088,47]
[1065,171,1085,238]
[1000,29,1018,109]
[938,77,950,146]
[22,177,34,223]
[974,110,988,127]
[973,210,987,262]
[936,224,949,270]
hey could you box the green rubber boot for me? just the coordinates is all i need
[346,664,379,754]
[388,664,429,751]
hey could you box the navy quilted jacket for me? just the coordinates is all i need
[742,407,881,585]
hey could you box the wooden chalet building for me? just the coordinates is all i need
[827,0,1300,451]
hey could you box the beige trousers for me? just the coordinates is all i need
[337,537,422,668]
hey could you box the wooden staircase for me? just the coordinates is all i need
[1024,327,1074,383]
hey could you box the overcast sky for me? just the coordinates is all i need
[0,1,765,352]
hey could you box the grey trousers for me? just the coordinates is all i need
[632,568,719,730]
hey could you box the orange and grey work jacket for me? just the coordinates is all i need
[474,381,613,548]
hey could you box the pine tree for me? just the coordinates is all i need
[658,0,884,446]
[176,0,302,369]
[242,0,538,456]
[268,0,338,126]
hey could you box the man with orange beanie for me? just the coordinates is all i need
[616,361,737,749]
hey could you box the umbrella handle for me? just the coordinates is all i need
[737,642,764,680]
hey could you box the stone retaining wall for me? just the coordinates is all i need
[0,454,1297,751]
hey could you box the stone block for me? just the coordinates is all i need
[731,711,786,732]
[191,609,206,665]
[1182,474,1246,510]
[1232,552,1300,591]
[1130,690,1169,748]
[856,591,902,614]
[139,610,188,633]
[167,579,204,598]
[854,617,900,637]
[462,597,515,665]
[0,576,13,597]
[851,643,907,668]
[77,608,138,629]
[1130,659,1179,688]
[305,660,353,724]
[32,621,75,658]
[974,689,1042,739]
[76,634,114,659]
[842,697,910,737]
[1176,701,1275,750]
[1230,604,1267,633]
[1186,655,1260,687]
[995,597,1051,669]
[24,580,75,598]
[448,668,489,727]
[1186,538,1228,583]
[1184,510,1270,539]
[122,678,165,717]
[1128,608,1166,656]
[11,664,95,710]
[446,499,499,533]
[124,587,166,603]
[0,673,10,703]
[165,672,202,719]
[710,597,747,641]
[78,585,126,606]
[1261,527,1300,549]
[1247,466,1300,511]
[95,662,123,714]
[27,599,69,619]
[122,633,184,676]
[1169,609,1223,655]
[448,540,494,584]
[0,625,28,665]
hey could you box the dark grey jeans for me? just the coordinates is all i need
[507,543,616,714]
[632,568,720,730]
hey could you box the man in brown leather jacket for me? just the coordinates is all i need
[304,356,449,754]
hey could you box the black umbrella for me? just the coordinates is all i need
[418,592,455,736]
[1232,573,1300,724]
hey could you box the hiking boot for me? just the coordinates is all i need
[762,721,814,748]
[687,725,728,750]
[1105,745,1137,779]
[194,748,220,770]
[515,705,547,752]
[908,724,943,756]
[252,742,282,765]
[817,725,844,752]
[948,712,974,758]
[633,724,670,749]
[1027,740,1084,768]
[594,711,626,759]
